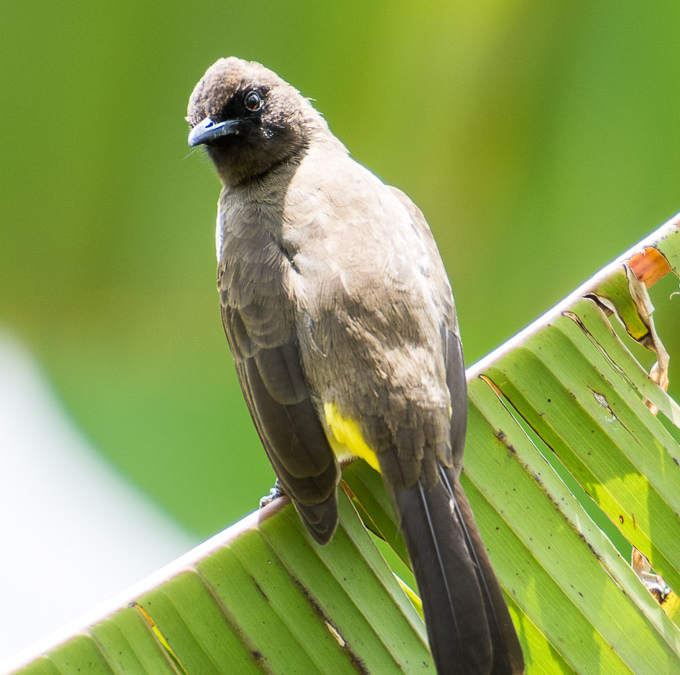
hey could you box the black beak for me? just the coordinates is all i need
[188,117,241,147]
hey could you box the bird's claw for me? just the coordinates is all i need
[259,479,285,508]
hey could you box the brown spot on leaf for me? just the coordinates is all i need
[629,246,672,288]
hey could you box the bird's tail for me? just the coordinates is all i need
[394,465,524,675]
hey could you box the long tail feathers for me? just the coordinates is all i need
[395,467,524,675]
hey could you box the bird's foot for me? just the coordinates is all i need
[259,478,285,508]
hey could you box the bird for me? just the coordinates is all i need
[186,56,524,675]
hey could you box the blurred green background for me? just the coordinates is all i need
[1,1,679,542]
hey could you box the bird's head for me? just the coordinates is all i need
[187,57,323,186]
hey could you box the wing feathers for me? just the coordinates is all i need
[224,304,340,543]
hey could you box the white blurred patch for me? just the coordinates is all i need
[0,330,197,661]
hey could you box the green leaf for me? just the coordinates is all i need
[4,217,680,675]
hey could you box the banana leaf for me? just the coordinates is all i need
[3,215,680,675]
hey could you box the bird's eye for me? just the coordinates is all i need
[244,90,263,111]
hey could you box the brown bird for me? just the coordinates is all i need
[187,57,524,675]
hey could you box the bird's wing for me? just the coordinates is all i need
[218,230,340,544]
[444,324,468,471]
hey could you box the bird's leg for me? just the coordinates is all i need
[259,477,286,508]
